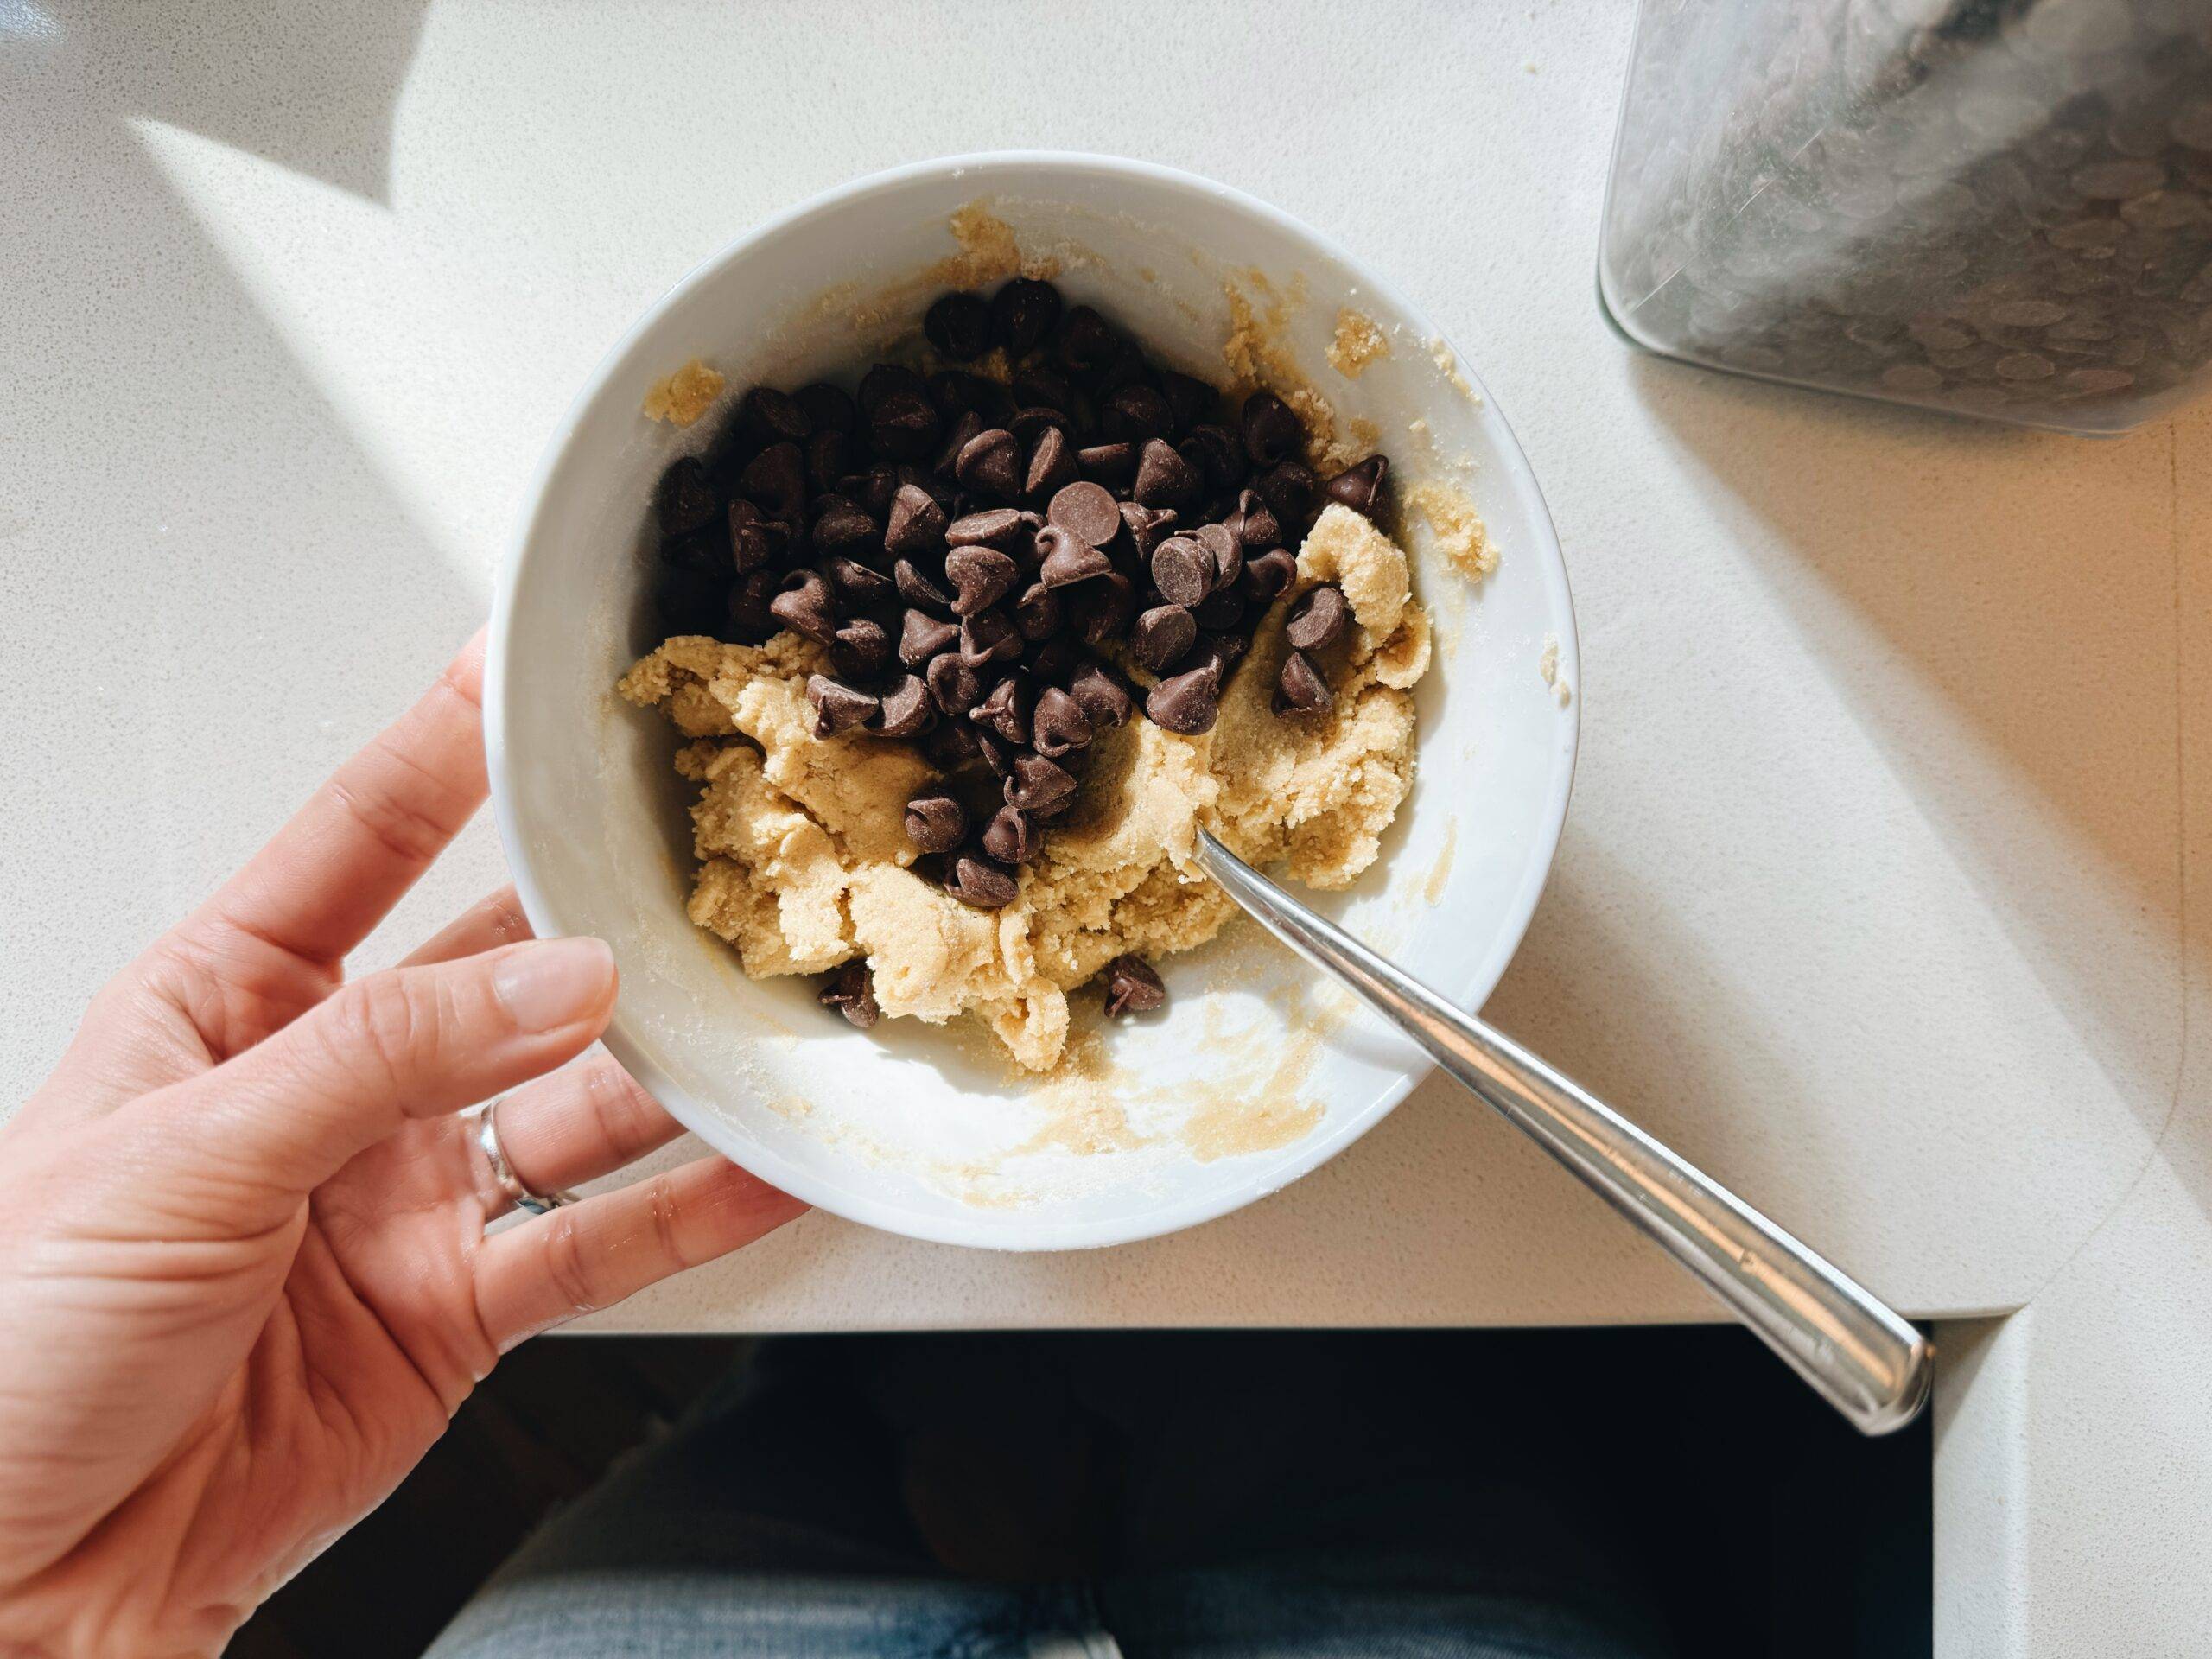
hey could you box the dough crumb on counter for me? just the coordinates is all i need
[620,504,1431,1073]
[642,359,725,426]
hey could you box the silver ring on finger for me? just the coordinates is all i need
[477,1098,578,1217]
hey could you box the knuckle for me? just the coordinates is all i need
[323,971,432,1090]
[586,1061,662,1155]
[539,1210,602,1316]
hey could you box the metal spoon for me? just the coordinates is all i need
[1193,830,1933,1436]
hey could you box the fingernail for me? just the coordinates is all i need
[493,937,613,1032]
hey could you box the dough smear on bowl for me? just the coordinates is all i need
[620,504,1430,1071]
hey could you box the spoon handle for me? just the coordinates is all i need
[1193,832,1932,1436]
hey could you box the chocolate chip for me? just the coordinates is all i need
[946,851,1020,909]
[944,545,1017,615]
[982,804,1043,864]
[1025,424,1077,501]
[1322,454,1389,517]
[925,652,987,715]
[969,673,1032,745]
[1240,547,1299,602]
[932,410,986,477]
[805,429,853,494]
[955,428,1024,499]
[1026,632,1077,681]
[1043,480,1119,548]
[1093,346,1151,399]
[946,507,1030,551]
[1199,630,1248,673]
[1068,662,1135,730]
[972,728,1014,779]
[925,292,991,361]
[1160,372,1216,432]
[904,790,966,853]
[1227,487,1282,553]
[794,382,855,435]
[1254,461,1316,528]
[730,568,779,639]
[810,493,879,555]
[1194,522,1242,590]
[921,716,977,766]
[819,960,880,1028]
[1077,442,1138,487]
[1130,604,1198,673]
[958,608,1022,666]
[991,278,1062,354]
[1008,405,1074,448]
[739,442,807,521]
[1038,524,1114,587]
[1150,536,1216,607]
[894,558,955,616]
[821,552,889,608]
[1070,569,1136,645]
[1102,383,1174,442]
[1054,305,1120,379]
[660,527,723,573]
[1120,502,1179,556]
[1241,390,1304,466]
[1179,423,1245,492]
[1133,438,1201,508]
[1031,686,1094,758]
[656,456,720,537]
[806,674,878,737]
[1005,753,1077,812]
[885,483,949,558]
[873,673,937,738]
[728,499,791,573]
[770,570,838,645]
[1013,580,1062,641]
[857,363,926,418]
[1274,649,1332,714]
[1103,955,1166,1017]
[1193,587,1245,632]
[1286,583,1350,651]
[929,370,1004,422]
[899,607,958,667]
[738,386,812,445]
[1146,665,1221,734]
[1012,366,1077,415]
[845,465,901,518]
[830,617,893,678]
[869,390,940,461]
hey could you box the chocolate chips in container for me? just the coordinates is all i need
[1599,0,2212,432]
[641,279,1398,1019]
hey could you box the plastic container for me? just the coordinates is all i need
[1599,0,2212,434]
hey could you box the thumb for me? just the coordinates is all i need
[127,937,616,1220]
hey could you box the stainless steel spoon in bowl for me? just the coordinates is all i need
[1193,830,1933,1436]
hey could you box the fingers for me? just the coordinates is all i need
[130,937,616,1226]
[474,1156,805,1351]
[180,631,490,969]
[401,885,533,969]
[470,1052,687,1218]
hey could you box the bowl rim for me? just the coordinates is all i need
[486,149,1580,1251]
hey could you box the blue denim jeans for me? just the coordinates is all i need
[427,1335,1671,1659]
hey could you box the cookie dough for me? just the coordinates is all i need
[620,504,1431,1072]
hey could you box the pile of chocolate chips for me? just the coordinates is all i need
[653,278,1389,916]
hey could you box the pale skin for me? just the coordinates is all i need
[0,633,805,1656]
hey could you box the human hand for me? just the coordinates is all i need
[0,632,804,1656]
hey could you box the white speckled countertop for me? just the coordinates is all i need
[3,4,2207,1649]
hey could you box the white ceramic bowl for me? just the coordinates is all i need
[488,153,1578,1250]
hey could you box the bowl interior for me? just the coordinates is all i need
[490,155,1578,1249]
